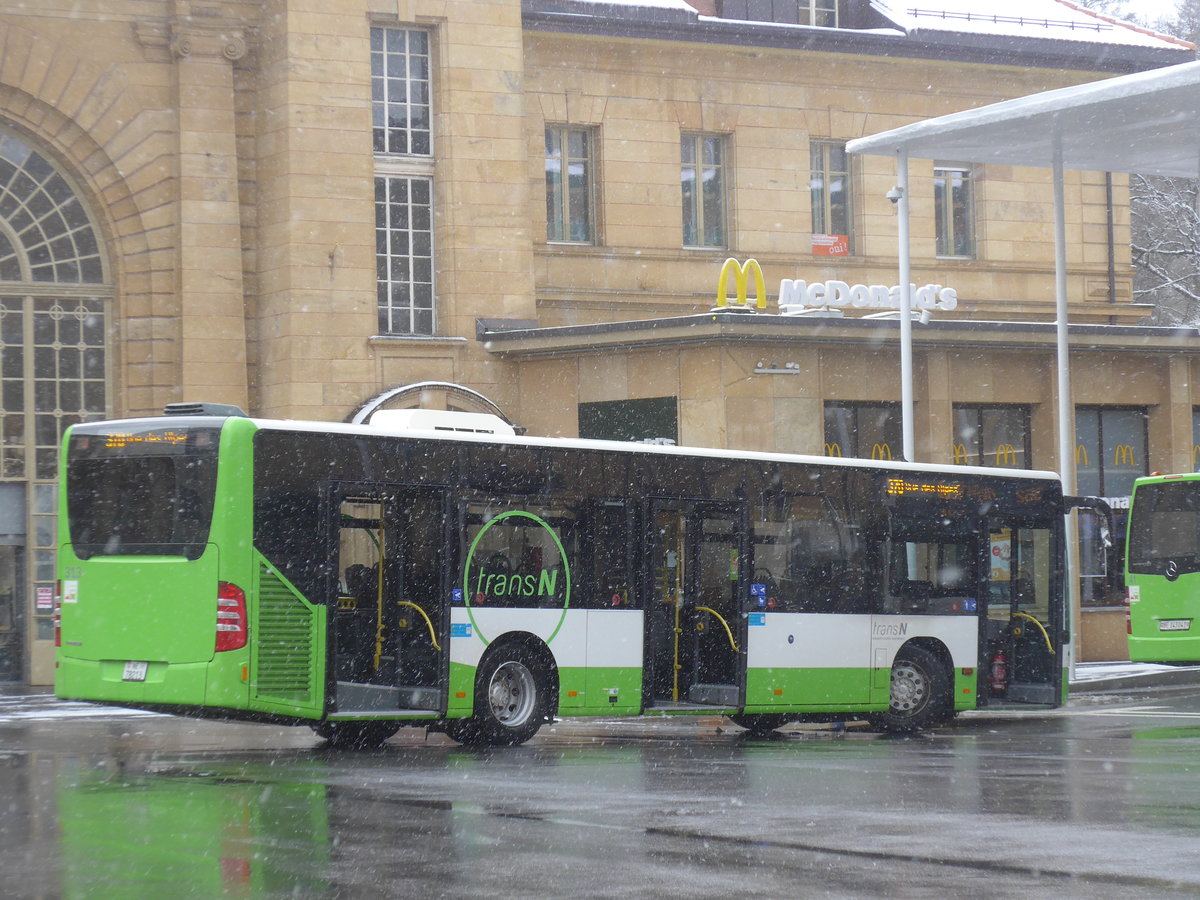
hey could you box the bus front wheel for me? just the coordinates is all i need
[446,644,549,746]
[868,645,950,734]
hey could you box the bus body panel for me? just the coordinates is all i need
[1128,575,1200,661]
[59,551,220,665]
[743,613,977,712]
[583,609,643,715]
[448,607,645,716]
[1125,474,1200,663]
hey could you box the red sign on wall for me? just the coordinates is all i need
[812,233,849,256]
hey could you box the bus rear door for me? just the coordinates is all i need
[646,500,745,709]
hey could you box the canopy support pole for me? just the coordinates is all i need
[1054,142,1080,678]
[897,150,915,463]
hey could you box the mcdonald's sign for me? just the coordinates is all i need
[825,442,843,457]
[1075,444,1089,467]
[994,444,1018,466]
[951,443,968,464]
[1112,444,1137,467]
[871,443,893,461]
[1193,445,1200,470]
[716,258,767,310]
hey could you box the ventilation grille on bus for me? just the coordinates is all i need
[253,565,315,705]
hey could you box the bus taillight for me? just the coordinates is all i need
[215,582,247,652]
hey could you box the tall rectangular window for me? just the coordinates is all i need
[375,175,433,335]
[952,405,1030,468]
[810,140,852,256]
[681,133,726,248]
[371,27,431,155]
[1075,406,1148,498]
[1077,406,1147,608]
[372,26,434,336]
[934,165,975,258]
[545,126,594,243]
[824,402,900,460]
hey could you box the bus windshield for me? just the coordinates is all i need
[1127,480,1200,574]
[66,424,221,559]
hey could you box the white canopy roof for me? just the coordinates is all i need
[847,60,1200,177]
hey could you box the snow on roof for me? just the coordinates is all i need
[869,0,1189,49]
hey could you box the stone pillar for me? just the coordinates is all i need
[170,12,249,409]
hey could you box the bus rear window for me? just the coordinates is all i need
[66,427,220,559]
[1128,481,1200,573]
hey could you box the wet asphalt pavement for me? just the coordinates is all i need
[3,682,1200,898]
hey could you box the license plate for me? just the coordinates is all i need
[122,660,149,682]
[1159,619,1192,632]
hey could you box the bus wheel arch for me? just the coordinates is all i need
[447,633,558,746]
[869,640,953,734]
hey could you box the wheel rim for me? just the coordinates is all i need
[890,661,930,716]
[488,660,537,727]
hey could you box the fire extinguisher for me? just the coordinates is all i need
[989,650,1008,694]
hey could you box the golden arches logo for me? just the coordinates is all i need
[716,258,767,310]
[1113,444,1137,467]
[995,444,1018,466]
[871,443,893,461]
[951,443,968,464]
[1193,445,1200,470]
[1075,444,1089,466]
[825,442,843,457]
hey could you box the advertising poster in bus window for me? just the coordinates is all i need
[990,530,1011,582]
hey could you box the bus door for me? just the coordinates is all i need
[646,500,745,708]
[331,486,449,716]
[981,522,1060,706]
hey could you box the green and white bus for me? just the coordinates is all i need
[56,404,1096,746]
[1125,472,1200,663]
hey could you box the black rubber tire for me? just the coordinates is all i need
[313,720,400,749]
[867,644,951,734]
[730,713,789,736]
[446,644,548,746]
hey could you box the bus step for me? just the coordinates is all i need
[687,683,740,707]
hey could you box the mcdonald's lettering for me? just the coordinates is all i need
[1112,444,1137,467]
[778,279,957,314]
[871,443,893,461]
[716,258,767,310]
[995,444,1018,466]
[825,442,843,457]
[952,443,968,464]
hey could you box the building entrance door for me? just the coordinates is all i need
[0,482,25,682]
[0,544,23,681]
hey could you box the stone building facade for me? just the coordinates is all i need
[0,0,1193,682]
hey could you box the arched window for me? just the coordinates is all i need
[0,132,108,481]
[0,130,109,682]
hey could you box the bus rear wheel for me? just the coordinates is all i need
[868,645,950,734]
[446,644,549,746]
[313,720,400,749]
